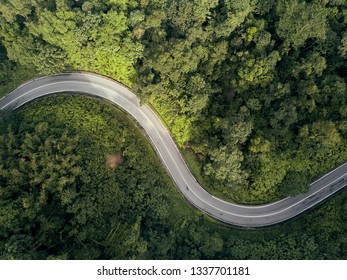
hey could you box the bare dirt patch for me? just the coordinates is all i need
[106,153,124,169]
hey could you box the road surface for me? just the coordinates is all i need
[1,73,346,227]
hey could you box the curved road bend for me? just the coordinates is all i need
[1,73,347,227]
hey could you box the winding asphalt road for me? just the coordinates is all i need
[1,73,347,227]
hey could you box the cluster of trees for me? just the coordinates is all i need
[133,0,347,202]
[1,0,347,260]
[0,0,142,86]
[0,96,192,259]
[1,0,346,202]
[1,96,347,260]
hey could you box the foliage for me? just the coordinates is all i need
[0,0,142,84]
[1,96,347,260]
[0,96,195,259]
[0,0,347,260]
[131,0,347,203]
[2,0,346,202]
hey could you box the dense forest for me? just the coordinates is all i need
[0,0,347,259]
[1,0,347,202]
[1,96,347,259]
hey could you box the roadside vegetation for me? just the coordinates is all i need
[1,0,347,202]
[0,0,347,259]
[1,96,347,260]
